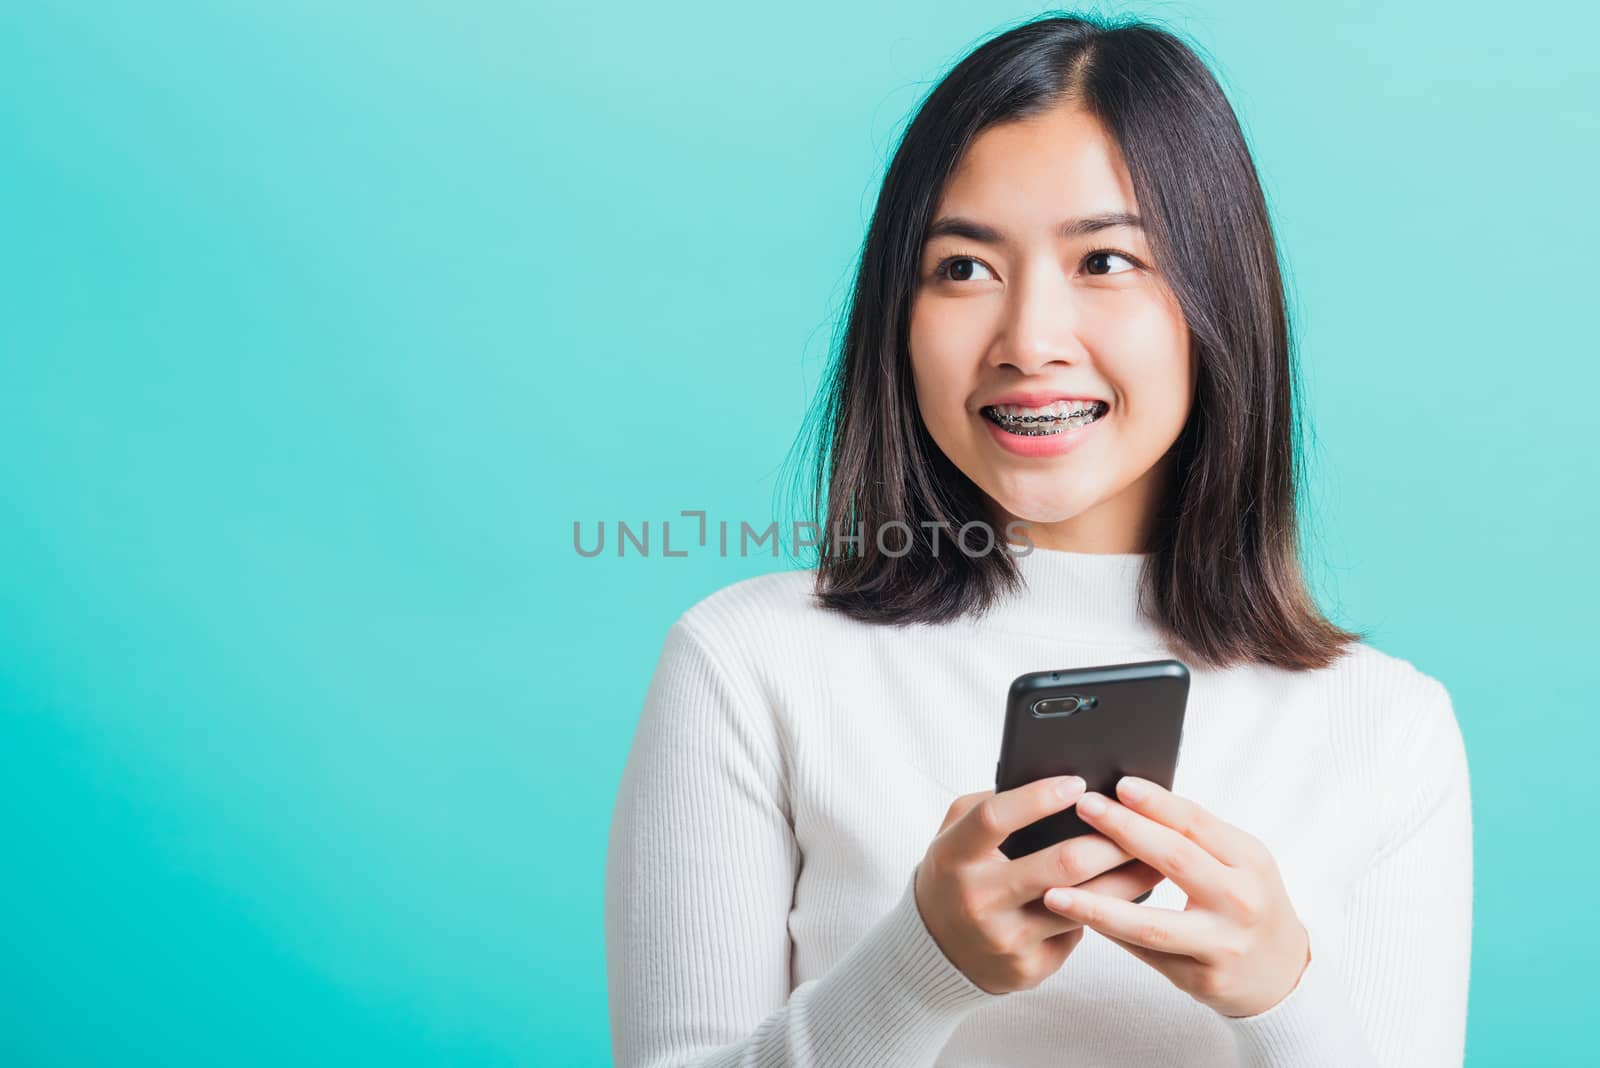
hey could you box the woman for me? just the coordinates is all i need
[604,13,1471,1067]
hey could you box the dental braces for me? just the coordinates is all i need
[987,409,1103,434]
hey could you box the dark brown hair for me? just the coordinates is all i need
[778,12,1362,671]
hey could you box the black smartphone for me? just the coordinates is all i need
[994,659,1190,899]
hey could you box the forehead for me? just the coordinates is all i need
[935,103,1139,226]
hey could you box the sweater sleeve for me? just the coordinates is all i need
[604,618,999,1068]
[1218,675,1473,1067]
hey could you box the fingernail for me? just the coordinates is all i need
[1055,776,1085,801]
[1078,792,1106,816]
[1118,776,1148,802]
[1046,888,1074,910]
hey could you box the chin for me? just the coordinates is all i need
[991,493,1095,526]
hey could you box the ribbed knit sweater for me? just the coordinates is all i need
[604,548,1473,1066]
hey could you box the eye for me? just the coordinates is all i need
[928,247,1146,284]
[930,253,996,283]
[1083,249,1142,276]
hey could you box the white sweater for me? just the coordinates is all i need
[604,548,1473,1067]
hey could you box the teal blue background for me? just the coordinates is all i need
[2,2,1593,1063]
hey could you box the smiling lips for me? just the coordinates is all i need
[979,396,1109,457]
[983,401,1106,433]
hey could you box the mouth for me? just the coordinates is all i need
[980,399,1109,437]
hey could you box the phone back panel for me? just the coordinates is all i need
[996,659,1190,860]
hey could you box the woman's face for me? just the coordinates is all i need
[908,101,1195,553]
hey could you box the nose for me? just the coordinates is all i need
[987,269,1088,374]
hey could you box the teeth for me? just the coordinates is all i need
[984,401,1106,435]
[995,401,1102,419]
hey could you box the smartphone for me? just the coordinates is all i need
[994,659,1190,899]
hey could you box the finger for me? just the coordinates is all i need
[1098,930,1206,987]
[1113,776,1262,868]
[1014,895,1091,939]
[1016,860,1165,941]
[1074,791,1231,896]
[948,775,1085,859]
[1075,858,1166,903]
[1006,832,1135,907]
[1042,886,1215,959]
[1043,925,1087,954]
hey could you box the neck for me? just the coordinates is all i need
[977,545,1162,645]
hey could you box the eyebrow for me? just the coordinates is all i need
[924,211,1143,244]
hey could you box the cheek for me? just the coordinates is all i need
[908,301,978,422]
[1098,298,1192,428]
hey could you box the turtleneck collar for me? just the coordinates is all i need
[974,546,1164,645]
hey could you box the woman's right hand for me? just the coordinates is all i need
[914,775,1165,995]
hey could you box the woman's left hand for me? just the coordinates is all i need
[1041,775,1311,1018]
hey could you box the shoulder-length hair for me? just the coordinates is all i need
[779,12,1362,671]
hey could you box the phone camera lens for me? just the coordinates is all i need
[1033,695,1088,717]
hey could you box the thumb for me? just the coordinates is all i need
[938,789,994,835]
